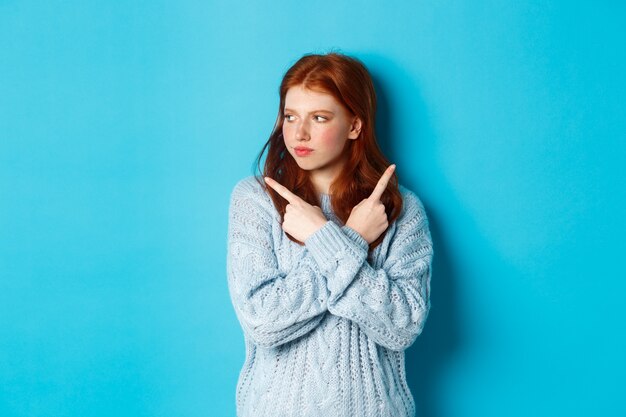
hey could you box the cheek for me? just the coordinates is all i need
[317,126,344,146]
[282,124,292,139]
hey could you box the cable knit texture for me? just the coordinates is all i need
[227,175,433,417]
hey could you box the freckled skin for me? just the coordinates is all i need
[282,85,361,194]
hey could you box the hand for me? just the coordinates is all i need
[345,164,396,244]
[263,177,329,242]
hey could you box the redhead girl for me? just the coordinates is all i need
[227,52,433,417]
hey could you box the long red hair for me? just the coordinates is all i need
[254,52,403,252]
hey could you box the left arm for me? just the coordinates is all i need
[304,192,433,351]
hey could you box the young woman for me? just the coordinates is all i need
[227,52,434,417]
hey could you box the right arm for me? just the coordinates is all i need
[226,178,330,349]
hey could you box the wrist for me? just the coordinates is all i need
[306,220,329,241]
[344,221,359,235]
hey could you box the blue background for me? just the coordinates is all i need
[1,1,624,416]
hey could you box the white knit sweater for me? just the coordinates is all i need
[227,175,433,417]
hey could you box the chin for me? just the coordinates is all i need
[294,162,315,171]
[289,156,315,169]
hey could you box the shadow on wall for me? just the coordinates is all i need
[367,54,462,417]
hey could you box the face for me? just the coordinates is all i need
[282,85,362,183]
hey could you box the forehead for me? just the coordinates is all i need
[284,85,342,111]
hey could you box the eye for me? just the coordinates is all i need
[314,115,328,122]
[284,114,295,122]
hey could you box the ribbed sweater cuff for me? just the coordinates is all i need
[305,221,368,275]
[340,225,369,250]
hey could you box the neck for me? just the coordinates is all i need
[310,163,344,196]
[310,180,331,196]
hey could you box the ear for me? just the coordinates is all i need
[348,116,362,140]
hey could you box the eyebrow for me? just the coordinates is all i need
[284,108,335,115]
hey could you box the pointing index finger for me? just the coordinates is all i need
[368,164,396,202]
[264,177,301,204]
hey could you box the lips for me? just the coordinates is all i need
[294,146,313,157]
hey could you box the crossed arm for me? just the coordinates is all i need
[226,180,433,350]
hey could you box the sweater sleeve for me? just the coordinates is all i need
[304,190,433,351]
[227,178,330,349]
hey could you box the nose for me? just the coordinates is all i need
[295,119,310,141]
